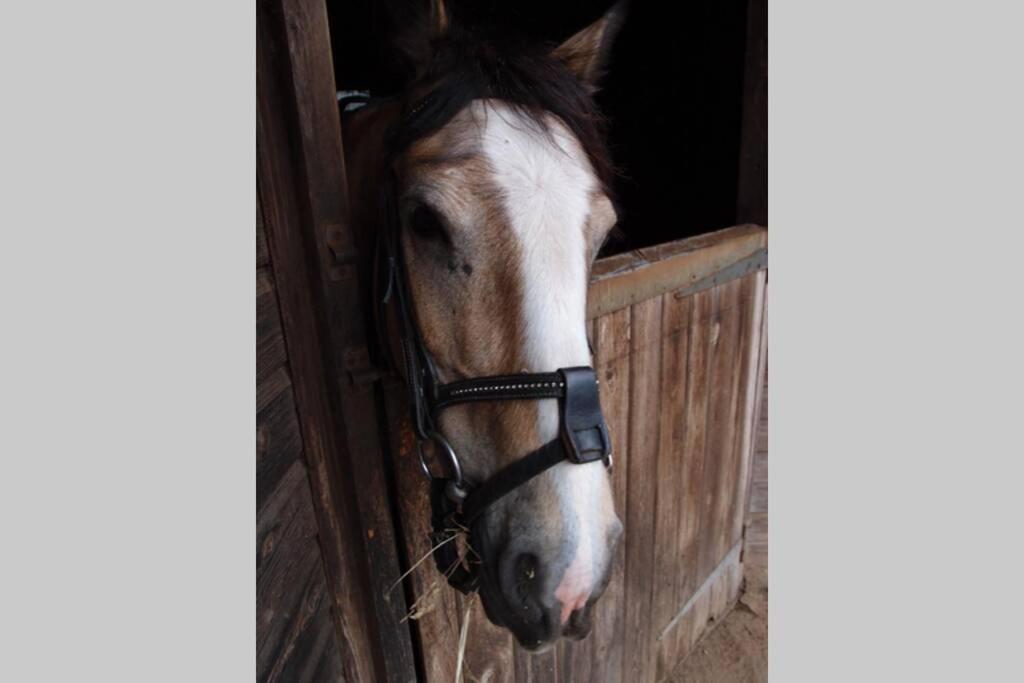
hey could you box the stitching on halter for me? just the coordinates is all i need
[448,381,565,397]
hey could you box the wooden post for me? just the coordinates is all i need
[257,0,417,680]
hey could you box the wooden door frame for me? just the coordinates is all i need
[257,0,418,680]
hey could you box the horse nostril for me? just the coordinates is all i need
[495,549,568,647]
[514,553,539,600]
[501,550,548,626]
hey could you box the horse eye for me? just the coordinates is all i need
[409,205,449,244]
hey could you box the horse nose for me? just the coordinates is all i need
[499,547,603,642]
[497,550,560,647]
[496,518,621,647]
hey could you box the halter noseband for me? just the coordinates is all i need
[375,93,612,594]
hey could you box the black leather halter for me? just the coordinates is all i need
[376,94,612,594]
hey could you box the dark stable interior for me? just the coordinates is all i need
[327,0,766,255]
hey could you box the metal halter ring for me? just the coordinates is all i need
[417,431,466,498]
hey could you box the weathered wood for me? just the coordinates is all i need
[257,460,308,573]
[656,287,715,674]
[713,276,755,569]
[651,293,691,654]
[273,600,346,682]
[588,224,766,319]
[257,267,287,387]
[515,647,559,682]
[621,296,664,682]
[656,541,744,680]
[256,477,331,681]
[651,292,700,679]
[744,317,769,568]
[678,289,715,602]
[745,512,768,569]
[730,272,767,549]
[257,174,346,682]
[696,279,745,580]
[264,0,418,675]
[258,0,418,679]
[258,543,325,677]
[746,285,768,519]
[256,385,304,508]
[258,198,270,268]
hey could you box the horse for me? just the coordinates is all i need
[343,0,626,651]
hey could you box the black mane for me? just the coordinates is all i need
[387,27,616,195]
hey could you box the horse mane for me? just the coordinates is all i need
[387,26,617,196]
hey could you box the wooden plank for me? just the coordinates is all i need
[256,385,304,510]
[621,296,664,682]
[745,317,768,572]
[273,600,346,682]
[257,460,309,573]
[515,647,559,683]
[696,278,745,579]
[267,0,418,675]
[258,9,393,683]
[258,0,417,678]
[656,542,743,680]
[258,198,270,267]
[651,292,691,674]
[691,284,726,591]
[255,274,349,683]
[588,224,766,320]
[257,267,287,386]
[256,130,346,682]
[687,588,711,664]
[649,286,712,676]
[746,284,769,530]
[677,288,714,605]
[256,487,323,677]
[588,306,631,683]
[745,512,768,567]
[724,273,765,555]
[748,481,768,514]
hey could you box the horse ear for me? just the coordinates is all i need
[394,0,450,79]
[551,1,627,89]
[430,0,450,36]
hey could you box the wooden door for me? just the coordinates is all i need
[384,226,767,682]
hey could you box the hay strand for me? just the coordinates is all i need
[454,595,474,683]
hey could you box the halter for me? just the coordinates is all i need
[373,92,612,594]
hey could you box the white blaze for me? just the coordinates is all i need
[477,101,612,619]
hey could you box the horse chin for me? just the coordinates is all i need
[478,583,561,651]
